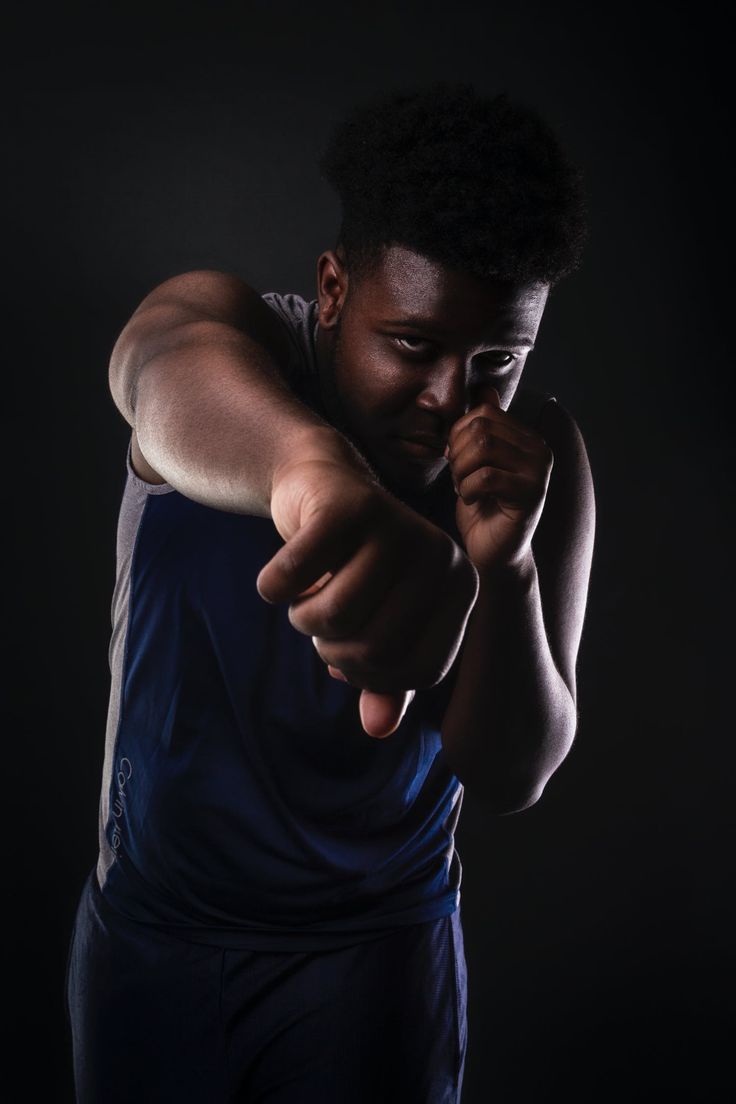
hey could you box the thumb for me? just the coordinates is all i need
[358,688,415,740]
[477,383,501,409]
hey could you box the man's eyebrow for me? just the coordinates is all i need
[379,316,535,348]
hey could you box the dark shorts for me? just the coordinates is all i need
[65,867,468,1103]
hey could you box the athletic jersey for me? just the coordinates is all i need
[94,289,556,951]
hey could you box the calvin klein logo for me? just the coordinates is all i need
[111,757,133,856]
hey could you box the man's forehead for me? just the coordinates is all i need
[362,246,549,338]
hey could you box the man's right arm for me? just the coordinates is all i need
[109,268,364,516]
[109,269,481,741]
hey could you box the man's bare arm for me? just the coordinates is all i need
[439,398,595,812]
[109,269,367,516]
[107,268,480,740]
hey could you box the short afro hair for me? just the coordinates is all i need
[318,80,588,290]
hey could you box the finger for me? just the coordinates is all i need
[309,575,422,690]
[450,408,540,451]
[297,571,335,597]
[359,688,416,739]
[450,432,530,485]
[456,466,538,509]
[256,510,361,605]
[287,537,401,640]
[312,559,435,688]
[477,383,502,408]
[449,415,540,459]
[314,542,470,692]
[326,669,415,738]
[449,400,539,450]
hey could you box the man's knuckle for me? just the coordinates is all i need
[352,641,378,671]
[288,606,308,634]
[320,596,348,636]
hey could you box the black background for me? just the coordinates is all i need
[7,1,733,1100]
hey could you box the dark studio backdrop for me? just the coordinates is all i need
[7,1,733,1100]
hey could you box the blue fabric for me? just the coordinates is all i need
[94,291,466,950]
[66,865,468,1102]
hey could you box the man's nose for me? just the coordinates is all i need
[416,358,475,421]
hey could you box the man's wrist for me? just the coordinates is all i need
[270,424,379,505]
[476,549,537,591]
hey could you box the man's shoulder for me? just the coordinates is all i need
[510,386,591,467]
[532,394,590,466]
[509,383,557,430]
[532,396,595,569]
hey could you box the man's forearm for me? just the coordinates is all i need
[440,552,577,812]
[130,322,369,516]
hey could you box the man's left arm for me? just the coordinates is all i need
[438,389,596,814]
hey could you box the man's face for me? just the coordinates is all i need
[314,243,550,502]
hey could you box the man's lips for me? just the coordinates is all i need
[390,434,447,459]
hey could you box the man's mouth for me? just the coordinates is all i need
[389,435,446,460]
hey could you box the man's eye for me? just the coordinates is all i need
[391,338,517,370]
[479,353,516,370]
[393,336,430,354]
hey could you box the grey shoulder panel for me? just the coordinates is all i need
[260,291,319,381]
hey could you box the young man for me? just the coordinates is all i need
[66,82,595,1102]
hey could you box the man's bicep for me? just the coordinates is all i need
[109,270,296,426]
[531,400,596,705]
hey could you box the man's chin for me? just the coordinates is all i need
[330,421,445,507]
[370,453,447,511]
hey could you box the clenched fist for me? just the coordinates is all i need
[256,435,479,740]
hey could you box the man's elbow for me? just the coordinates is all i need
[490,785,545,816]
[450,713,578,818]
[479,734,576,816]
[481,781,545,816]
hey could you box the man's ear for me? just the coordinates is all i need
[317,250,349,327]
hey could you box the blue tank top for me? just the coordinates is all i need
[95,289,555,950]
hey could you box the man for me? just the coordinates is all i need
[66,81,595,1102]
